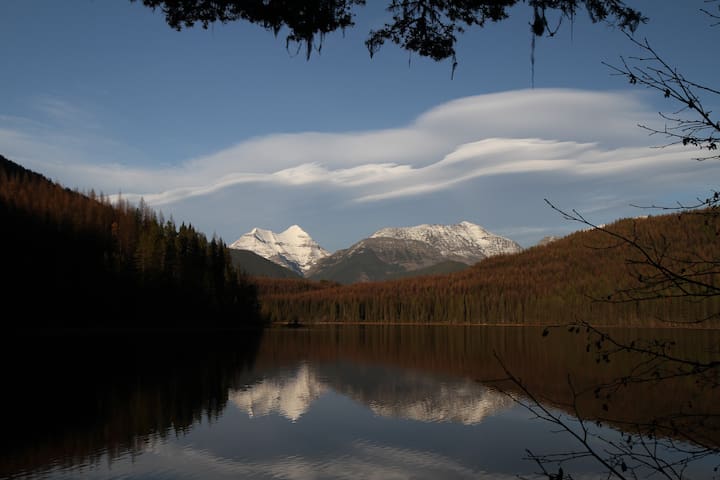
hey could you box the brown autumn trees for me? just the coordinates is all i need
[255,211,720,327]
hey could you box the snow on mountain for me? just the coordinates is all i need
[229,225,329,275]
[370,220,522,261]
[230,221,519,280]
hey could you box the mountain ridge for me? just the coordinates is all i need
[370,220,522,262]
[307,220,522,283]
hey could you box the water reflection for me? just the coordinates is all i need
[230,362,512,425]
[364,378,511,425]
[0,331,263,480]
[254,325,720,448]
[230,363,327,422]
[136,440,511,480]
[1,326,718,479]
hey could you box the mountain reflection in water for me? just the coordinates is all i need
[1,326,718,479]
[230,362,512,425]
[230,363,328,422]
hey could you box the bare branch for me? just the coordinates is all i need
[603,34,719,162]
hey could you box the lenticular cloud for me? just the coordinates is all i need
[2,88,710,247]
[84,88,692,207]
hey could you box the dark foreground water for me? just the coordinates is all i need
[1,326,718,479]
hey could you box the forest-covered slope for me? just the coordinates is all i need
[0,154,260,330]
[258,210,720,327]
[229,249,302,279]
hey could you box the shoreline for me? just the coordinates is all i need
[270,321,720,330]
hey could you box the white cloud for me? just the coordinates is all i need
[1,89,715,248]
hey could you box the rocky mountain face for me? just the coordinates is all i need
[307,221,522,284]
[229,225,329,275]
[371,221,522,262]
[306,237,464,284]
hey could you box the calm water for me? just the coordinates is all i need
[1,326,718,479]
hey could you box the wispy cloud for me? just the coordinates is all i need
[31,95,96,126]
[0,89,657,190]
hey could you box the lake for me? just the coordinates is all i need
[1,326,718,479]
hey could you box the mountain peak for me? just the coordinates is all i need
[282,224,308,236]
[229,225,329,275]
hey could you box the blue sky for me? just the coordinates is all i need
[1,1,718,250]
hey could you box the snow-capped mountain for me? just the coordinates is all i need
[230,221,520,281]
[229,225,329,275]
[308,221,521,283]
[371,221,522,262]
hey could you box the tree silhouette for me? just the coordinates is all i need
[132,0,644,70]
[0,155,261,330]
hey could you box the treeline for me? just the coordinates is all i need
[258,211,720,327]
[0,333,263,478]
[253,277,340,297]
[0,155,259,329]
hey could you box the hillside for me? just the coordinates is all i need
[258,211,720,327]
[385,260,469,279]
[0,154,260,330]
[307,239,407,283]
[229,249,302,279]
[306,243,471,284]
